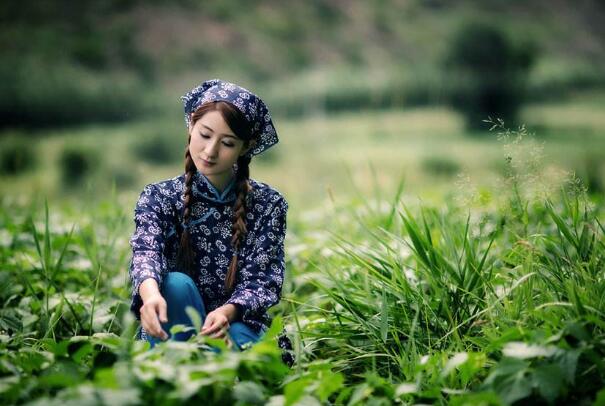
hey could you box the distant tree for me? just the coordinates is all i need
[0,0,153,129]
[444,21,537,131]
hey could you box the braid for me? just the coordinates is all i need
[181,100,254,289]
[176,133,198,276]
[225,154,252,291]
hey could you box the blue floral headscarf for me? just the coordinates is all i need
[181,79,279,158]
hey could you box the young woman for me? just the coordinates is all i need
[128,79,294,366]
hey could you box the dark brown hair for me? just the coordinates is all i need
[176,101,255,292]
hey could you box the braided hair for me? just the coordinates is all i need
[176,101,255,292]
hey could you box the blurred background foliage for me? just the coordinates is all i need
[0,0,604,209]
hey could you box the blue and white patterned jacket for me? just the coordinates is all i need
[128,170,288,336]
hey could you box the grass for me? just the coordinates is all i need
[1,99,605,404]
[2,153,603,404]
[290,154,604,403]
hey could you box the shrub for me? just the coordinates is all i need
[443,20,537,130]
[59,144,100,188]
[421,155,460,177]
[0,57,148,129]
[130,131,184,165]
[109,165,137,189]
[576,152,605,195]
[0,137,36,175]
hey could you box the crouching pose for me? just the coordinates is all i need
[128,79,294,366]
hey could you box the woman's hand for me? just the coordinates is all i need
[200,309,230,339]
[200,304,239,347]
[139,279,168,340]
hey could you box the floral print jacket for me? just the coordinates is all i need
[128,170,294,365]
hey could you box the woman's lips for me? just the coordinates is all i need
[202,159,216,166]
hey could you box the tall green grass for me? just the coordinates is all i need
[292,126,605,404]
[1,124,604,404]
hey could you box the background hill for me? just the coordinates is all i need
[1,0,604,127]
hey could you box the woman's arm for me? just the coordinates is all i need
[139,277,161,301]
[129,183,171,339]
[139,278,168,340]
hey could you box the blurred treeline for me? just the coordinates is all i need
[1,0,604,129]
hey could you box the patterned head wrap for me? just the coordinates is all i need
[181,79,279,158]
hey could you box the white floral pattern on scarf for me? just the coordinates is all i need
[180,79,278,158]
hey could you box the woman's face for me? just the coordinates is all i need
[188,110,251,188]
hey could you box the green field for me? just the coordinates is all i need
[1,92,605,404]
[2,90,605,212]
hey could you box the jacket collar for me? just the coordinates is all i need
[191,170,237,204]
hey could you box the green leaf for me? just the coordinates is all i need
[94,367,119,389]
[347,382,373,406]
[564,321,590,342]
[380,287,388,343]
[483,358,531,404]
[71,342,93,363]
[559,348,581,384]
[90,333,121,350]
[42,339,71,357]
[185,306,202,333]
[169,324,195,336]
[233,380,266,405]
[449,391,503,406]
[593,387,605,406]
[533,363,564,404]
[96,387,141,406]
[316,371,344,402]
[284,377,309,406]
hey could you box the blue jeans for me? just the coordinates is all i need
[143,272,262,351]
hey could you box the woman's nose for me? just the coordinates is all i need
[205,140,219,157]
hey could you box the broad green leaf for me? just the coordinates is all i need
[233,380,266,405]
[593,387,605,406]
[316,371,344,401]
[533,363,564,403]
[284,378,309,406]
[559,348,581,384]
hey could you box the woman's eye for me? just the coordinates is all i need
[200,133,233,147]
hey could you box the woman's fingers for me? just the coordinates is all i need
[200,313,229,337]
[200,316,214,334]
[201,314,221,334]
[142,304,168,340]
[201,320,222,336]
[210,326,229,339]
[158,301,168,324]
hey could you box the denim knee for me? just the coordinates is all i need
[229,322,262,350]
[162,272,196,297]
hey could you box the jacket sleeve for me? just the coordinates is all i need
[225,195,288,329]
[128,183,170,319]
